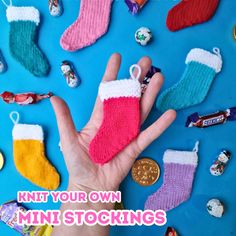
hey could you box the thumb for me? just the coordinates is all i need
[50,96,77,146]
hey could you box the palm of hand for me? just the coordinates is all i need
[51,54,176,192]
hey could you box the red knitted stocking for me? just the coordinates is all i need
[166,0,220,32]
[89,65,141,165]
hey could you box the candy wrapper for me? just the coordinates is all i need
[0,200,52,235]
[207,199,224,218]
[186,107,236,128]
[142,66,161,94]
[125,0,147,15]
[135,27,152,46]
[210,150,231,176]
[48,0,63,17]
[165,227,178,236]
[0,92,52,105]
[0,49,7,74]
[61,61,81,88]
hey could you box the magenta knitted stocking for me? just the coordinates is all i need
[145,142,199,212]
[60,0,112,51]
[89,65,142,164]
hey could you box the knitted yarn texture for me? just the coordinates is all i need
[89,65,141,164]
[60,0,112,51]
[145,142,199,212]
[6,6,50,77]
[167,0,220,31]
[10,112,60,190]
[156,48,223,112]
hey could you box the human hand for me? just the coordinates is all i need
[51,53,176,197]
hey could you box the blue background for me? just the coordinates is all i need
[0,0,236,235]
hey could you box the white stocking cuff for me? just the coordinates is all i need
[185,48,222,73]
[13,124,43,141]
[7,6,40,25]
[99,79,141,102]
[164,150,198,166]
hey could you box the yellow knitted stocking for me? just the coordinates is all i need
[11,112,60,190]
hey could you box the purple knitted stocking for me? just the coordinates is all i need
[145,142,199,212]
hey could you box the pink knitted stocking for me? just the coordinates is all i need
[60,0,112,51]
[89,65,142,164]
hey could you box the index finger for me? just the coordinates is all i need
[102,53,121,82]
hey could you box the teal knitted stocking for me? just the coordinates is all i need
[156,48,223,112]
[6,6,50,77]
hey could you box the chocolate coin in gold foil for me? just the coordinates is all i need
[131,158,160,186]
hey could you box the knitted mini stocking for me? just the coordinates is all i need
[10,112,60,190]
[145,142,199,212]
[89,65,141,164]
[167,0,220,31]
[6,6,50,76]
[60,0,112,51]
[156,48,223,112]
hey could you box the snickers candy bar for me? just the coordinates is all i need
[186,107,236,128]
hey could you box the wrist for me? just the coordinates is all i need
[67,180,115,211]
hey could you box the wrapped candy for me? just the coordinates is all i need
[0,50,7,74]
[125,0,147,15]
[142,66,161,93]
[135,27,152,46]
[207,199,224,218]
[186,107,236,128]
[0,92,52,105]
[48,0,63,17]
[0,200,52,236]
[210,150,231,176]
[61,61,81,88]
[165,227,178,236]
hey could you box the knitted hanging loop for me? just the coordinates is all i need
[129,64,141,81]
[9,111,20,125]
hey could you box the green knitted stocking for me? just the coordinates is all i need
[156,48,223,112]
[6,6,50,77]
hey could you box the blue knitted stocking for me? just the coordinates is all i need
[157,48,223,112]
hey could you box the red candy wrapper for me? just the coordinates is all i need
[125,0,147,14]
[186,107,236,128]
[165,227,178,236]
[0,92,52,105]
